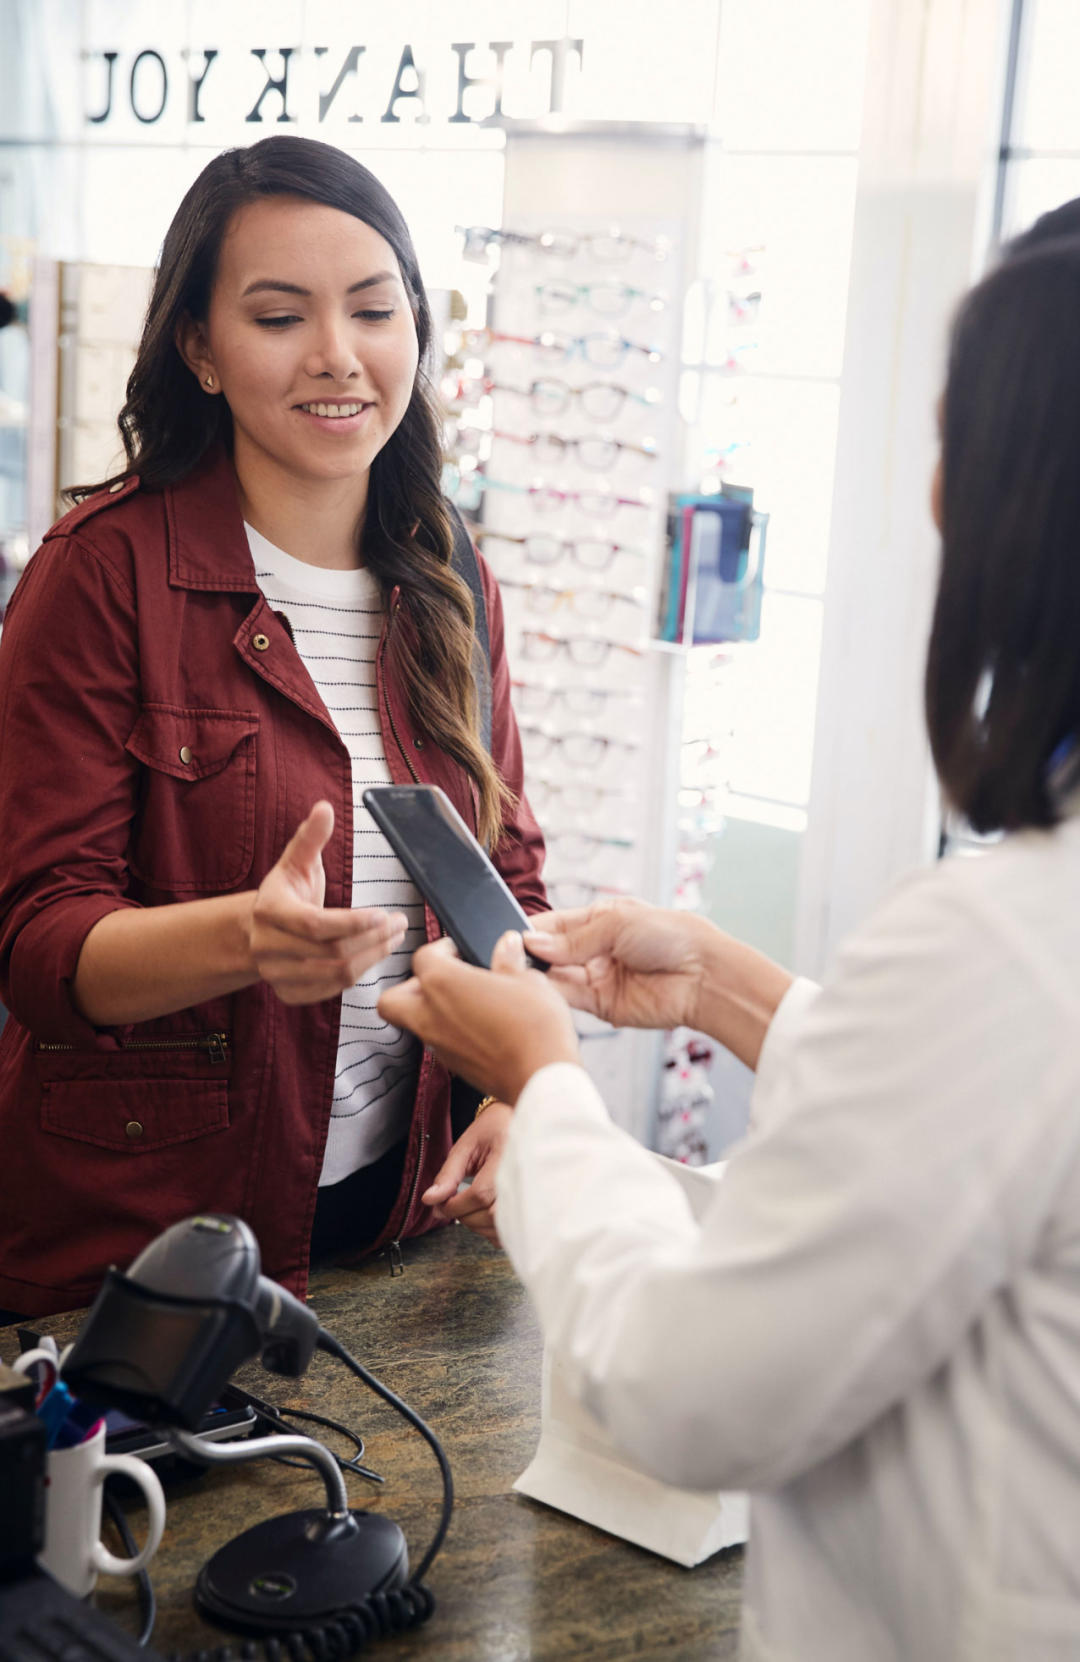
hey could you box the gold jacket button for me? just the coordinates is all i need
[125,1120,144,1140]
[252,633,270,652]
[179,745,193,764]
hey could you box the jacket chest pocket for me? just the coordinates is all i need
[125,705,259,893]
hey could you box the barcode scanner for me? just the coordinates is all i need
[65,1215,318,1427]
[63,1214,453,1649]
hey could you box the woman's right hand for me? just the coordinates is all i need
[249,801,407,1005]
[524,896,711,1032]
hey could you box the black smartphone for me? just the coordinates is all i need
[362,784,547,971]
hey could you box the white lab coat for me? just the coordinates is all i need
[496,815,1080,1661]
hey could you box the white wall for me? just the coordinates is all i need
[793,0,1008,979]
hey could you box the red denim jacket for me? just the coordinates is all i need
[0,448,546,1316]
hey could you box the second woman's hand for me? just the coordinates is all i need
[522,895,712,1031]
[378,932,581,1103]
[524,895,792,1069]
[249,800,408,1005]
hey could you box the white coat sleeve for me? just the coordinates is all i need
[495,866,1080,1494]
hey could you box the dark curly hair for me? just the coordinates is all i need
[72,135,511,846]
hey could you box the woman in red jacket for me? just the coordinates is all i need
[0,135,545,1318]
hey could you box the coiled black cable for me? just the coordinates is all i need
[158,1327,453,1661]
[164,1582,436,1661]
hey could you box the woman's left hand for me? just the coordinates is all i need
[377,931,581,1104]
[421,1103,513,1246]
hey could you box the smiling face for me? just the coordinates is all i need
[178,194,420,514]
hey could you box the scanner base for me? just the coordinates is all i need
[195,1507,409,1635]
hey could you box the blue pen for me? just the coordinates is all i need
[38,1380,78,1448]
[51,1398,105,1450]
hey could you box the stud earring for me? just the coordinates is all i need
[204,374,214,390]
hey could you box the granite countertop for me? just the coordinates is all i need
[9,1225,744,1660]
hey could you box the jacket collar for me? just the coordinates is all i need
[165,445,261,593]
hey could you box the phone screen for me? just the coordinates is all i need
[363,785,545,970]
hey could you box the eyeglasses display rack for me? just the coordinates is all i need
[443,209,684,1131]
[442,123,773,1159]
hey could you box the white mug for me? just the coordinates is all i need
[38,1421,167,1598]
[10,1346,58,1399]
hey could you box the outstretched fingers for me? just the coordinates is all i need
[524,905,621,971]
[255,899,408,950]
[279,800,335,872]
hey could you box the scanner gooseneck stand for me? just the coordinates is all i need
[167,1421,410,1633]
[62,1214,452,1654]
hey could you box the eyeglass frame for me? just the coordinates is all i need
[488,428,658,471]
[499,576,646,620]
[456,224,669,263]
[535,280,668,318]
[477,530,647,573]
[520,629,644,666]
[441,371,663,421]
[458,326,663,368]
[519,723,640,764]
[448,470,653,518]
[511,677,641,714]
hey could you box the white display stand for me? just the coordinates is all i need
[514,1346,748,1567]
[513,1152,748,1566]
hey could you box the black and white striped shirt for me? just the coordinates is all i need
[246,525,425,1186]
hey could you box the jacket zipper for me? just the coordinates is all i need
[37,1032,229,1064]
[388,1126,430,1276]
[380,599,421,785]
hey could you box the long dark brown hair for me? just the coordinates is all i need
[73,136,511,846]
[926,239,1080,833]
